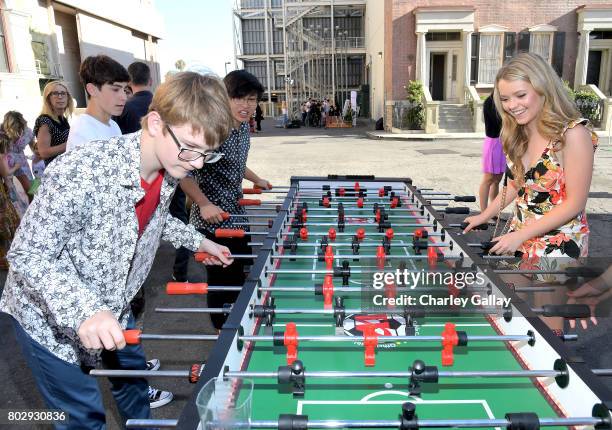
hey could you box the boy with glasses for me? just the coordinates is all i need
[0,72,234,429]
[178,69,271,329]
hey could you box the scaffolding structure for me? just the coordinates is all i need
[233,0,366,119]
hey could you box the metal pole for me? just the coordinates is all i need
[264,0,273,111]
[331,0,336,103]
[282,0,289,118]
[232,1,239,70]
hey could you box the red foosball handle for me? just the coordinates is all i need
[194,251,231,263]
[238,199,261,206]
[219,212,231,221]
[215,229,246,238]
[167,282,208,295]
[242,188,263,194]
[189,364,203,383]
[124,329,142,345]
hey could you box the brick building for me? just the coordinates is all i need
[381,1,612,132]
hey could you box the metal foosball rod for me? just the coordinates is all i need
[272,221,438,228]
[124,401,611,429]
[90,360,612,385]
[294,193,476,203]
[287,202,456,212]
[162,281,553,296]
[158,286,590,322]
[121,329,536,345]
[276,237,446,249]
[265,263,604,278]
[193,251,451,263]
[279,227,445,240]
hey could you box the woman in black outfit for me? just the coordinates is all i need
[34,81,74,166]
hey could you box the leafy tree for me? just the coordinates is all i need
[175,59,186,71]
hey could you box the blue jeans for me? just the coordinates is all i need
[12,316,151,429]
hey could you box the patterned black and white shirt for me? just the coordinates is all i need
[0,132,204,365]
[189,122,250,233]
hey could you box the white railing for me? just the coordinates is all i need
[464,85,484,133]
[322,37,365,49]
[422,87,439,134]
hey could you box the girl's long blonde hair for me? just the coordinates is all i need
[1,111,27,141]
[493,52,580,184]
[40,80,74,120]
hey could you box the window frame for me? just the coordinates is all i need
[529,31,554,64]
[477,32,503,85]
[0,6,12,73]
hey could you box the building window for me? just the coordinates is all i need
[530,32,552,63]
[425,32,461,42]
[478,34,502,84]
[589,31,612,40]
[0,10,9,73]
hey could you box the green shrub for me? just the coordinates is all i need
[343,104,353,123]
[574,88,601,125]
[403,80,424,129]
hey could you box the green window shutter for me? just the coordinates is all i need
[470,32,479,85]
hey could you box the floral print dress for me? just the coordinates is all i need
[0,178,19,269]
[508,119,598,267]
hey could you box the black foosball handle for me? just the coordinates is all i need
[540,304,591,318]
[445,207,470,214]
[454,195,476,202]
[460,221,489,231]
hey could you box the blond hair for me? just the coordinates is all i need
[2,111,27,141]
[494,52,580,184]
[40,81,75,120]
[0,132,11,154]
[143,72,233,149]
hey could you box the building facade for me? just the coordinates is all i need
[382,0,612,131]
[233,0,371,119]
[0,0,163,124]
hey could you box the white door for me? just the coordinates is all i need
[448,49,459,102]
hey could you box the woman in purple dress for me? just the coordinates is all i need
[479,93,506,211]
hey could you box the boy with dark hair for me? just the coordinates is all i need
[1,72,235,428]
[178,69,270,329]
[115,61,154,134]
[66,55,130,151]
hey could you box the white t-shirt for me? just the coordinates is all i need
[66,113,122,152]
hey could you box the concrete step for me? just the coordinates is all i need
[438,103,473,133]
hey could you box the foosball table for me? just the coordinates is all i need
[93,176,612,429]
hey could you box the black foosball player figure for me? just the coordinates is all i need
[179,69,272,330]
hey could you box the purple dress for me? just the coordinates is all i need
[7,128,34,180]
[482,95,506,174]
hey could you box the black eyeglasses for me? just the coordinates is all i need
[166,125,223,163]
